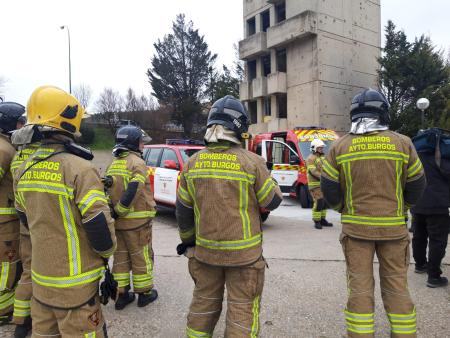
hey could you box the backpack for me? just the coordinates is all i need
[413,128,450,177]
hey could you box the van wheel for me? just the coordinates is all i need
[298,185,313,209]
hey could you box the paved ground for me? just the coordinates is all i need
[1,153,448,337]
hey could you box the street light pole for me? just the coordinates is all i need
[60,25,72,93]
[416,98,430,130]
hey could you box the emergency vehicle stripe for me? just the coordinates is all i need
[343,163,354,214]
[31,267,104,288]
[322,159,339,181]
[0,208,17,215]
[59,196,81,276]
[186,327,212,338]
[395,161,403,217]
[123,210,156,219]
[13,299,31,317]
[196,233,262,250]
[178,186,192,206]
[0,291,14,310]
[342,215,406,226]
[407,159,423,179]
[113,273,130,288]
[17,181,74,198]
[131,174,146,184]
[239,181,251,239]
[251,295,260,337]
[0,262,9,290]
[256,178,276,204]
[336,151,409,164]
[78,190,108,216]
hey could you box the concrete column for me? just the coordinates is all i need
[255,14,261,33]
[256,57,263,78]
[269,6,276,26]
[271,95,278,119]
[257,98,264,124]
[270,49,277,73]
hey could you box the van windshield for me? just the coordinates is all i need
[298,140,334,160]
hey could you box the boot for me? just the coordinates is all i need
[115,290,135,310]
[320,219,333,227]
[137,289,158,307]
[14,317,32,338]
[314,221,322,229]
[427,276,448,288]
[414,263,427,274]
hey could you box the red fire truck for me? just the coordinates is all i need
[248,127,339,208]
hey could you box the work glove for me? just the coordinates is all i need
[100,258,118,305]
[108,203,119,220]
[176,242,195,256]
[102,176,114,188]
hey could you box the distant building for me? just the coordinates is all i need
[239,0,381,133]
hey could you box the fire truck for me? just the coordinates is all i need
[248,127,339,208]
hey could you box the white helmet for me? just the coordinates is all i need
[310,139,326,153]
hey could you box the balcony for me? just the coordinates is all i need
[239,81,253,101]
[239,32,268,60]
[252,77,268,98]
[267,72,287,94]
[267,10,317,49]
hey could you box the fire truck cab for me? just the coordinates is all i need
[249,127,338,208]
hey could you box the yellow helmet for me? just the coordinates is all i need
[26,85,85,135]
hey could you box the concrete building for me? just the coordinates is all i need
[239,0,381,134]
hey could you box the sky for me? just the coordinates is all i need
[0,0,449,110]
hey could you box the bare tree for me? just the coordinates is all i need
[73,83,93,109]
[95,88,124,133]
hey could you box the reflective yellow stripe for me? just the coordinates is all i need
[122,210,156,219]
[13,299,31,317]
[0,291,14,310]
[395,161,403,217]
[178,186,192,205]
[84,331,97,338]
[336,151,409,164]
[0,167,4,180]
[407,158,423,179]
[186,169,255,184]
[343,162,354,214]
[322,159,339,181]
[186,177,200,229]
[0,262,10,291]
[251,295,260,337]
[196,233,262,250]
[342,214,406,226]
[17,180,74,198]
[180,227,195,240]
[113,273,130,288]
[59,196,81,276]
[0,208,17,215]
[345,310,374,322]
[131,173,146,184]
[133,247,153,290]
[239,181,251,239]
[78,190,108,216]
[256,178,275,204]
[186,327,212,338]
[308,181,320,188]
[32,267,104,288]
[116,202,130,214]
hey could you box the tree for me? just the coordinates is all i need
[73,83,93,110]
[95,88,124,133]
[147,14,217,137]
[378,21,450,135]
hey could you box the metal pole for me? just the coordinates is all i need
[60,26,72,93]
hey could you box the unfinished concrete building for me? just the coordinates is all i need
[239,0,381,133]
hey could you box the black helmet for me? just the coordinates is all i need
[206,95,250,139]
[0,102,25,133]
[114,126,143,152]
[350,88,390,124]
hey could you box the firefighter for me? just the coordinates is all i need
[306,138,333,229]
[13,85,116,337]
[105,126,158,310]
[176,95,283,337]
[10,124,43,337]
[0,102,25,325]
[321,88,426,338]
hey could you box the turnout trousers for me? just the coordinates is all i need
[340,233,416,338]
[112,223,154,294]
[411,213,449,278]
[310,188,327,222]
[13,233,32,324]
[186,256,265,338]
[31,295,106,338]
[0,223,20,320]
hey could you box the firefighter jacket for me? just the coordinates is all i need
[306,153,324,191]
[13,140,116,308]
[106,151,156,230]
[0,134,19,241]
[11,142,40,235]
[321,130,426,240]
[176,142,283,266]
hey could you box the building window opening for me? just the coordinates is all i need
[261,10,270,32]
[264,97,272,116]
[247,17,256,36]
[248,101,257,124]
[275,2,286,23]
[277,94,287,118]
[248,60,257,81]
[276,49,287,73]
[262,55,271,77]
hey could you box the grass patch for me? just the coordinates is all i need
[90,127,115,150]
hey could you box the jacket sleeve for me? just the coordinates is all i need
[0,147,12,184]
[176,168,195,244]
[404,141,426,207]
[75,165,116,259]
[114,160,148,217]
[320,146,343,211]
[307,156,321,180]
[254,157,283,211]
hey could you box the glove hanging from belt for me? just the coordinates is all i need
[100,258,118,305]
[176,242,195,256]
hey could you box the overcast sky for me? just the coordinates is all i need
[1,0,449,109]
